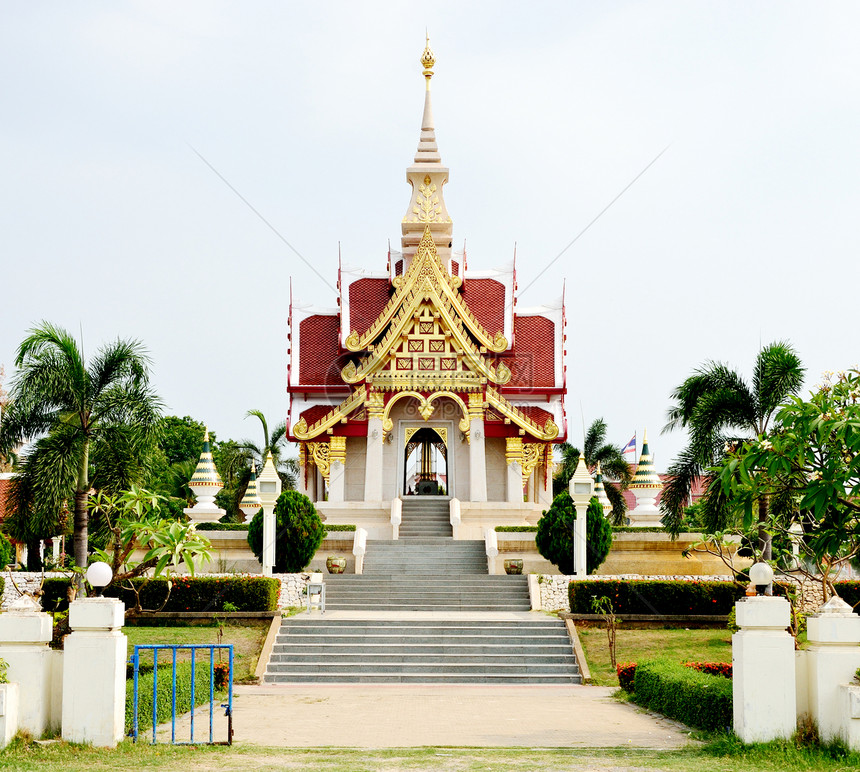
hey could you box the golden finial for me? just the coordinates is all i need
[421,32,435,81]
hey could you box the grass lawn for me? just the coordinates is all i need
[1,739,858,772]
[577,625,733,686]
[125,621,270,683]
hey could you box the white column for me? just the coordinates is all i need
[732,596,796,743]
[0,599,54,737]
[328,460,345,502]
[469,418,488,502]
[62,598,126,747]
[364,417,384,502]
[504,461,520,503]
[805,597,860,743]
[572,501,587,578]
[257,453,281,577]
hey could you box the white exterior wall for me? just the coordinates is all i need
[486,438,506,502]
[344,436,366,502]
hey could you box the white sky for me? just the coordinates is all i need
[2,2,859,469]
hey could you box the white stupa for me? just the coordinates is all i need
[184,430,226,523]
[627,429,664,527]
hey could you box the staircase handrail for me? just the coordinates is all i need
[390,498,402,540]
[484,527,499,575]
[449,498,461,540]
[353,528,367,574]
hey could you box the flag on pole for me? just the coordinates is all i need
[621,433,637,455]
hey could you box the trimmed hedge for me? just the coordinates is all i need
[126,660,219,735]
[633,659,732,731]
[196,523,249,531]
[41,575,279,614]
[611,526,672,533]
[570,579,743,615]
[617,661,732,693]
[324,524,357,532]
[494,526,538,533]
[834,581,860,610]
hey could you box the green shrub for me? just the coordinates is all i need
[323,524,357,532]
[41,575,279,614]
[569,579,741,615]
[494,526,538,533]
[0,533,14,569]
[127,660,218,735]
[633,659,732,731]
[536,492,612,575]
[247,491,324,573]
[834,581,860,610]
[611,526,671,533]
[196,523,249,531]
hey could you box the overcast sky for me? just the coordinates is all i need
[2,2,859,470]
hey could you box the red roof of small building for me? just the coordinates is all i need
[0,477,11,522]
[299,314,343,385]
[461,278,505,337]
[299,405,336,427]
[506,315,555,387]
[518,405,553,427]
[348,278,391,337]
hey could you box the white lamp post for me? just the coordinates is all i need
[85,561,113,597]
[257,452,281,577]
[749,561,774,596]
[569,456,593,578]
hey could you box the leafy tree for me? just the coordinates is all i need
[247,490,324,572]
[0,322,162,567]
[0,531,14,570]
[535,491,612,575]
[88,486,212,613]
[719,368,860,600]
[661,341,804,558]
[553,418,632,524]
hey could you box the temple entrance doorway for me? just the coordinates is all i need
[403,426,448,497]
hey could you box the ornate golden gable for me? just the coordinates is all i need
[344,226,507,355]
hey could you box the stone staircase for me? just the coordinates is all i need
[262,498,581,684]
[398,497,451,537]
[265,618,580,683]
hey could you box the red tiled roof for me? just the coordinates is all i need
[299,314,343,385]
[0,477,10,522]
[518,406,553,426]
[451,260,459,277]
[462,278,505,337]
[507,315,555,387]
[348,278,391,337]
[300,405,336,426]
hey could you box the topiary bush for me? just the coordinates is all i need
[247,490,324,573]
[632,659,732,731]
[536,491,612,575]
[0,533,14,569]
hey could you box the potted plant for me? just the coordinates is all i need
[326,556,347,574]
[504,559,523,575]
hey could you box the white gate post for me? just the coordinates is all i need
[62,598,126,747]
[732,594,796,742]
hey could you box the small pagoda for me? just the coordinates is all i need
[287,39,567,537]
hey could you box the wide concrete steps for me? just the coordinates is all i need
[264,619,581,684]
[322,574,530,611]
[398,499,452,537]
[363,539,487,575]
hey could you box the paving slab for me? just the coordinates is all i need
[216,684,692,748]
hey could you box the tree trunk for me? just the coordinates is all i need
[758,496,772,561]
[73,489,89,569]
[26,539,42,571]
[73,438,90,569]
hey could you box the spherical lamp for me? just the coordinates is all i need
[749,561,774,596]
[86,561,113,597]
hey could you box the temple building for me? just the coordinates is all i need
[287,39,566,538]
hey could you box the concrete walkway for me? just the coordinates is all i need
[213,683,691,748]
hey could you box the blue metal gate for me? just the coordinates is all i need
[130,644,234,745]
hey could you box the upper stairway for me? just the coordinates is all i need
[398,497,451,538]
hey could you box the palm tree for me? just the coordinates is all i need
[243,410,297,489]
[661,341,804,559]
[554,418,633,525]
[0,322,162,567]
